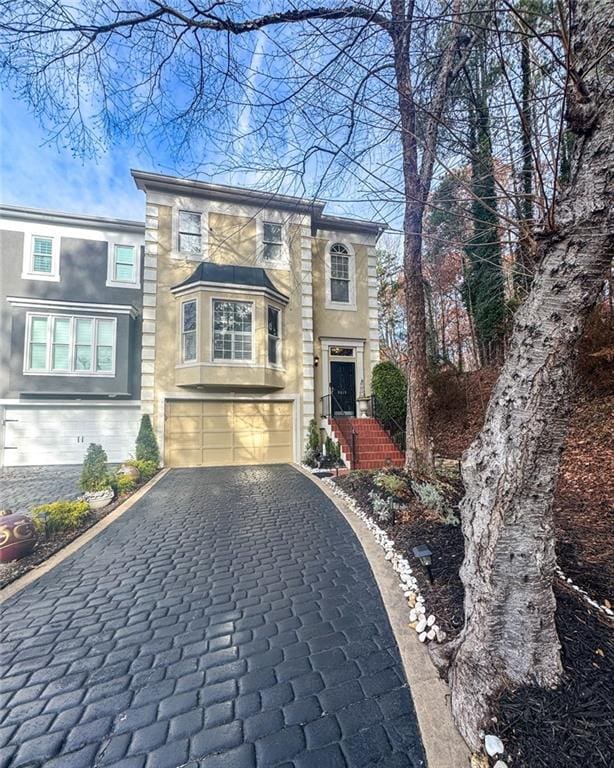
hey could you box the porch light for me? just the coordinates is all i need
[412,544,433,582]
[314,355,320,367]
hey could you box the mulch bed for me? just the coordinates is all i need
[333,469,614,768]
[0,479,157,591]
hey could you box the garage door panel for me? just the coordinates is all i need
[165,400,293,467]
[167,415,202,433]
[3,407,141,466]
[168,448,204,467]
[168,401,203,417]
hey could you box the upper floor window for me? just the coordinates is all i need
[330,242,351,303]
[263,222,283,261]
[178,211,202,255]
[22,234,60,281]
[32,237,53,273]
[25,313,116,376]
[213,300,252,362]
[182,300,197,362]
[111,244,137,284]
[268,306,281,365]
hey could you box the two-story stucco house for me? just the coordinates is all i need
[131,171,384,467]
[0,205,145,466]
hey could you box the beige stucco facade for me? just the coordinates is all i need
[132,171,382,467]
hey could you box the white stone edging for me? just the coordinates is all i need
[555,565,614,621]
[308,469,447,645]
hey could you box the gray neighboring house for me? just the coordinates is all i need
[0,205,145,466]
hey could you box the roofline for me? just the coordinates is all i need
[171,280,289,304]
[314,213,387,236]
[131,169,388,234]
[0,204,144,233]
[132,169,326,216]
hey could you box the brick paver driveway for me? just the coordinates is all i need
[0,466,425,768]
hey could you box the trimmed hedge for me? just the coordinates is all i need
[135,415,160,465]
[371,361,407,426]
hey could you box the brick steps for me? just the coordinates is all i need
[330,418,406,470]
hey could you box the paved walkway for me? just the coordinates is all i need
[0,466,425,768]
[0,466,82,513]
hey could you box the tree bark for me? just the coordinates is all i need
[432,0,614,748]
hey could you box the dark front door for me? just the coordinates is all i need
[330,361,356,416]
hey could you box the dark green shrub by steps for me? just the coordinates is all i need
[80,443,111,492]
[371,361,407,425]
[31,500,90,535]
[135,415,160,465]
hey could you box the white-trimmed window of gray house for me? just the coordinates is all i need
[330,243,351,302]
[263,222,283,261]
[267,306,281,366]
[25,313,116,375]
[178,211,202,255]
[181,299,197,363]
[110,244,137,285]
[22,234,60,281]
[213,300,253,362]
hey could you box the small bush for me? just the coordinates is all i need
[411,479,459,525]
[303,447,320,468]
[372,361,407,426]
[116,474,137,495]
[31,500,90,536]
[368,490,398,524]
[126,459,158,482]
[135,415,160,465]
[307,419,320,452]
[80,443,111,492]
[374,471,408,498]
[324,436,341,462]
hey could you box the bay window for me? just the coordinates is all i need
[182,300,197,362]
[268,306,281,365]
[213,300,253,361]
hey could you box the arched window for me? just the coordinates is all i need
[329,242,351,303]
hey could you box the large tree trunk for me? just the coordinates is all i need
[391,2,435,474]
[432,0,614,748]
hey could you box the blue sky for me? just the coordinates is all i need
[1,89,177,221]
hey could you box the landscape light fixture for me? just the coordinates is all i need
[412,544,433,583]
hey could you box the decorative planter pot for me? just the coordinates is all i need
[357,396,370,418]
[0,513,38,563]
[118,464,141,482]
[84,488,115,510]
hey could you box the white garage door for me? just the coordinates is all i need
[2,405,142,466]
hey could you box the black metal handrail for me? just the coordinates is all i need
[320,392,357,466]
[369,394,407,452]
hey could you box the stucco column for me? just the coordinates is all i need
[320,344,330,420]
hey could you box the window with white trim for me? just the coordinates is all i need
[111,244,137,283]
[178,211,202,255]
[263,222,283,261]
[330,242,351,303]
[182,300,197,362]
[213,300,252,361]
[32,236,54,274]
[25,314,116,375]
[267,306,281,365]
